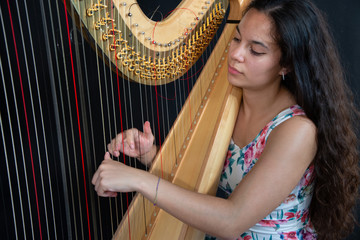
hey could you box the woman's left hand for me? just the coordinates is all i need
[92,152,140,197]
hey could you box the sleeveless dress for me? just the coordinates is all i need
[205,105,317,240]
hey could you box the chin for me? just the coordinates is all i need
[227,75,244,88]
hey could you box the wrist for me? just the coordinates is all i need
[137,144,158,165]
[132,168,150,192]
[137,171,161,201]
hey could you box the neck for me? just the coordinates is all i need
[241,83,293,117]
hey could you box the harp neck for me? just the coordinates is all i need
[67,0,228,84]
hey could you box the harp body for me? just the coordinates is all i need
[0,0,249,239]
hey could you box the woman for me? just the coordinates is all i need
[92,0,359,239]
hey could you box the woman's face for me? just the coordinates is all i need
[228,9,286,90]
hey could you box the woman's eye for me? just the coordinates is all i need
[232,37,241,42]
[250,48,264,56]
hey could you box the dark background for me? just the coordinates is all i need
[0,0,359,239]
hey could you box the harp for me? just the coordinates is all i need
[0,0,249,239]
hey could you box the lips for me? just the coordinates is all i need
[228,65,243,75]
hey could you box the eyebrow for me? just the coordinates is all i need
[236,26,270,50]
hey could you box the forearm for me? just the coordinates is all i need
[135,170,245,239]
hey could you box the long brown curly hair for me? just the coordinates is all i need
[244,0,360,239]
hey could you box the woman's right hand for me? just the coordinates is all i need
[107,121,157,165]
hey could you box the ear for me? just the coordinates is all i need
[279,67,290,76]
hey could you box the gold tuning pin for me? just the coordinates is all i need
[103,28,121,41]
[86,2,107,17]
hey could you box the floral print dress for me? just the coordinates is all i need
[206,105,317,240]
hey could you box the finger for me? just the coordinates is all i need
[104,151,111,160]
[125,129,135,150]
[94,172,108,196]
[92,159,107,185]
[94,173,101,193]
[114,133,126,152]
[143,121,153,138]
[92,169,99,185]
[108,133,124,156]
[107,138,118,155]
[115,132,125,147]
[104,191,118,197]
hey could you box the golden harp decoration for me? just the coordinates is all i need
[69,0,228,85]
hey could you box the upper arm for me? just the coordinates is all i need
[227,116,317,234]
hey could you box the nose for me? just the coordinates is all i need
[229,42,245,63]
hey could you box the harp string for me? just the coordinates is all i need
[92,1,107,234]
[75,0,118,236]
[47,0,77,238]
[86,0,112,236]
[32,1,63,239]
[136,27,152,237]
[150,6,196,180]
[100,0,117,233]
[53,0,84,238]
[53,3,83,237]
[4,0,44,238]
[70,0,107,237]
[109,1,121,231]
[113,3,133,238]
[62,0,92,238]
[115,3,128,228]
[88,0,117,234]
[0,53,23,240]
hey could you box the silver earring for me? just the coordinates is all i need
[282,72,285,81]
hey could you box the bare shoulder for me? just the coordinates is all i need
[271,115,316,142]
[264,115,317,165]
